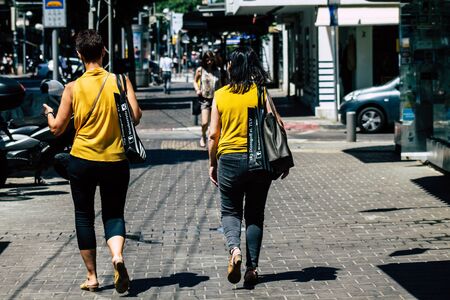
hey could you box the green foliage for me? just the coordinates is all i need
[155,0,201,13]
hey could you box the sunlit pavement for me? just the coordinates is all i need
[1,82,449,299]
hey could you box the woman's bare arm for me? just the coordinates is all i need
[124,76,142,125]
[43,82,74,136]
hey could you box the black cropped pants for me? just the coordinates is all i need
[68,155,130,250]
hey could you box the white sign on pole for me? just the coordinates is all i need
[171,13,183,35]
[43,0,67,28]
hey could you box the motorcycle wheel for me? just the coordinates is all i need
[0,152,7,188]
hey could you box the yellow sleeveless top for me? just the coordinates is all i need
[70,68,126,162]
[215,84,262,157]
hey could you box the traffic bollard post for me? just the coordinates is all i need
[346,111,356,142]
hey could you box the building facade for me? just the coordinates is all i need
[226,0,400,119]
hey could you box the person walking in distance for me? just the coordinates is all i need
[43,29,142,294]
[208,47,289,286]
[193,50,222,147]
[159,52,173,94]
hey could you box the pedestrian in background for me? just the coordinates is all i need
[208,47,289,286]
[193,50,222,147]
[43,29,142,294]
[172,54,179,74]
[159,52,173,94]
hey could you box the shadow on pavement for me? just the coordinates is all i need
[139,96,196,110]
[360,205,446,214]
[411,175,450,206]
[379,260,450,300]
[132,149,207,168]
[343,145,400,163]
[389,248,430,257]
[137,86,193,93]
[272,96,314,118]
[0,241,10,255]
[0,185,68,201]
[258,267,340,284]
[100,272,209,296]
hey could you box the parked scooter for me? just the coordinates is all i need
[0,79,74,187]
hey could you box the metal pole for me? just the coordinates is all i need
[88,0,95,29]
[121,27,125,58]
[185,43,188,83]
[346,112,356,142]
[52,29,59,81]
[23,13,26,74]
[166,18,170,56]
[108,0,113,71]
[148,9,152,62]
[331,26,338,122]
[156,19,160,61]
[11,4,18,74]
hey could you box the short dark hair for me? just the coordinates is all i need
[75,30,104,63]
[227,47,269,94]
[201,50,217,69]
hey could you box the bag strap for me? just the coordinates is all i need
[262,87,284,127]
[116,73,137,124]
[257,86,265,110]
[79,72,110,130]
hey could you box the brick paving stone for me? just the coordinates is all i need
[1,84,450,298]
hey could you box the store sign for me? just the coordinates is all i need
[43,0,67,28]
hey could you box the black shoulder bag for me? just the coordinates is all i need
[262,88,294,174]
[247,87,294,178]
[115,74,147,164]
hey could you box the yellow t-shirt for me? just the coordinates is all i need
[70,68,126,162]
[215,84,263,157]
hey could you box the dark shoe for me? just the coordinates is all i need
[244,268,258,286]
[80,280,99,292]
[227,248,242,284]
[113,260,130,293]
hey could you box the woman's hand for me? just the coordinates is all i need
[209,166,218,186]
[196,89,202,96]
[42,103,54,116]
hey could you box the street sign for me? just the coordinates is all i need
[43,0,67,28]
[171,13,183,35]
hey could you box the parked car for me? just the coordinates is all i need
[36,57,83,82]
[339,77,400,133]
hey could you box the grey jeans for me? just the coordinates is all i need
[218,153,272,268]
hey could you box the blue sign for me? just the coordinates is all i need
[329,5,338,26]
[402,108,415,121]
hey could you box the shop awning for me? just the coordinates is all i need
[315,6,399,26]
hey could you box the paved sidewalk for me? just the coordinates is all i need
[1,82,450,299]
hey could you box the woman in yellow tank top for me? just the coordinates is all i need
[208,47,289,287]
[43,30,142,294]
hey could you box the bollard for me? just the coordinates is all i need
[346,111,357,142]
[190,101,199,126]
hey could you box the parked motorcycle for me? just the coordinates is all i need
[0,79,74,187]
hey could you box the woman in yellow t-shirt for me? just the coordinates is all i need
[208,47,289,287]
[43,30,142,294]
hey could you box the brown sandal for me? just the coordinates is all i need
[80,280,99,292]
[113,260,130,293]
[227,248,242,284]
